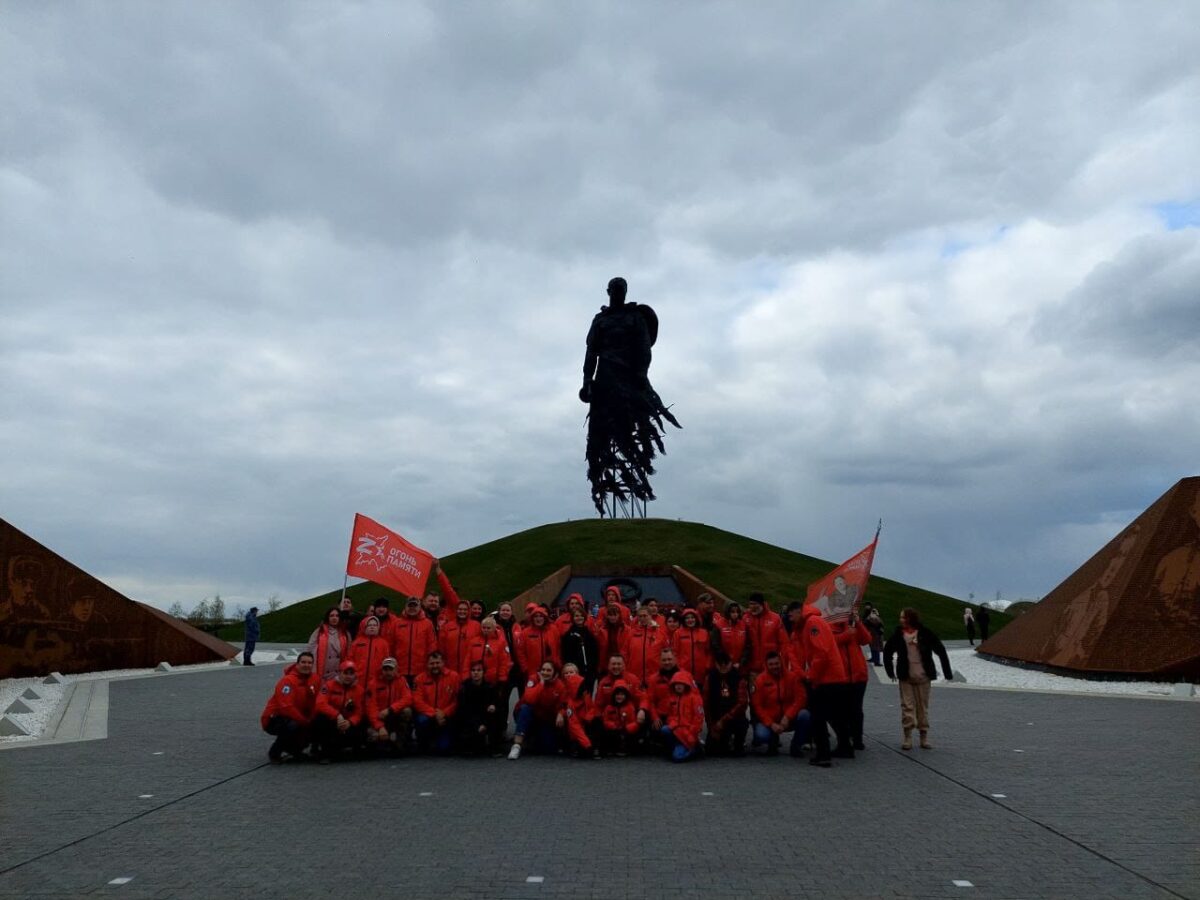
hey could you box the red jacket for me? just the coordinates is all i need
[515,618,561,675]
[801,606,849,686]
[463,631,512,683]
[372,613,401,651]
[595,671,646,712]
[260,664,317,729]
[625,624,666,685]
[664,671,705,750]
[745,608,784,673]
[601,681,640,733]
[315,678,365,725]
[645,667,688,721]
[715,618,749,667]
[391,614,437,679]
[594,619,631,671]
[411,669,462,717]
[750,669,807,727]
[348,633,391,688]
[439,617,482,675]
[561,672,595,721]
[366,676,413,729]
[521,676,567,720]
[671,624,712,684]
[834,619,872,683]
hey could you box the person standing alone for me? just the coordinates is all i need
[963,607,976,646]
[243,606,260,665]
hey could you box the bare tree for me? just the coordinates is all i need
[267,593,282,613]
[167,601,185,619]
[209,594,226,626]
[189,598,211,625]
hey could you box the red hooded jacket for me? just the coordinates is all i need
[745,606,785,673]
[463,631,512,683]
[645,667,688,721]
[715,617,749,667]
[411,668,462,717]
[671,621,712,684]
[515,611,561,675]
[439,616,482,675]
[664,671,705,750]
[348,626,391,688]
[601,680,640,734]
[834,619,872,683]
[260,663,317,729]
[800,606,849,686]
[595,670,646,712]
[625,623,666,685]
[520,675,567,721]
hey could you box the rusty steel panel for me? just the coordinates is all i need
[1,518,236,678]
[980,477,1200,680]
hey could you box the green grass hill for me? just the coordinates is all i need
[222,518,1008,644]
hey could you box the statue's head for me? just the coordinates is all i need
[607,277,627,306]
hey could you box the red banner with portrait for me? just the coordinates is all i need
[805,532,879,623]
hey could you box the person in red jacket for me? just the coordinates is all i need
[515,606,560,685]
[464,616,512,683]
[391,596,437,685]
[644,597,667,631]
[261,651,318,762]
[348,616,390,691]
[365,657,413,754]
[560,663,598,758]
[784,601,808,674]
[554,593,589,638]
[594,654,647,715]
[749,651,809,757]
[745,592,784,680]
[834,613,873,751]
[599,680,640,756]
[439,599,482,675]
[371,597,401,650]
[660,671,705,762]
[800,604,852,767]
[313,660,367,763]
[672,607,712,685]
[508,660,568,759]
[594,601,631,673]
[412,651,461,754]
[626,605,667,685]
[421,590,445,635]
[714,602,750,670]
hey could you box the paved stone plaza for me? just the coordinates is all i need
[1,664,1196,900]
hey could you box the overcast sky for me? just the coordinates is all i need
[2,2,1197,613]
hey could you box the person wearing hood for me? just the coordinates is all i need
[307,607,349,683]
[703,651,749,757]
[745,592,784,681]
[627,604,667,685]
[391,596,437,686]
[555,593,590,638]
[595,601,631,673]
[800,604,851,767]
[261,651,318,762]
[560,662,599,758]
[560,608,600,689]
[365,657,413,754]
[412,651,461,754]
[514,605,561,687]
[645,646,684,732]
[833,613,873,751]
[312,660,366,763]
[508,660,568,759]
[749,651,809,758]
[660,671,705,762]
[457,660,504,756]
[600,680,640,756]
[348,616,390,691]
[883,607,953,750]
[671,607,712,685]
[714,602,749,670]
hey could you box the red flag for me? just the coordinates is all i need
[804,533,879,623]
[345,514,435,598]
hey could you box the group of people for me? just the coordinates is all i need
[260,569,953,766]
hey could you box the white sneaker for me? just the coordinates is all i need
[507,744,521,760]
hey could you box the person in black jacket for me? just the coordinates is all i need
[338,596,364,641]
[882,607,952,751]
[457,661,503,756]
[560,609,600,690]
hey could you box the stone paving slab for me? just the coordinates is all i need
[0,665,1195,899]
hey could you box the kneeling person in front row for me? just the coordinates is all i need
[313,660,367,763]
[457,660,504,756]
[413,651,460,754]
[365,657,413,755]
[261,651,318,762]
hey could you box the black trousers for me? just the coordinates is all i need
[312,715,366,757]
[265,716,309,757]
[809,684,851,760]
[849,681,867,746]
[705,715,749,756]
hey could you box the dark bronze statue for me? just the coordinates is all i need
[580,277,680,516]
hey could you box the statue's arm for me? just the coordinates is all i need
[580,315,599,402]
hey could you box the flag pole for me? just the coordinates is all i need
[340,572,349,604]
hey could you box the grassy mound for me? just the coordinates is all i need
[223,518,1007,644]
